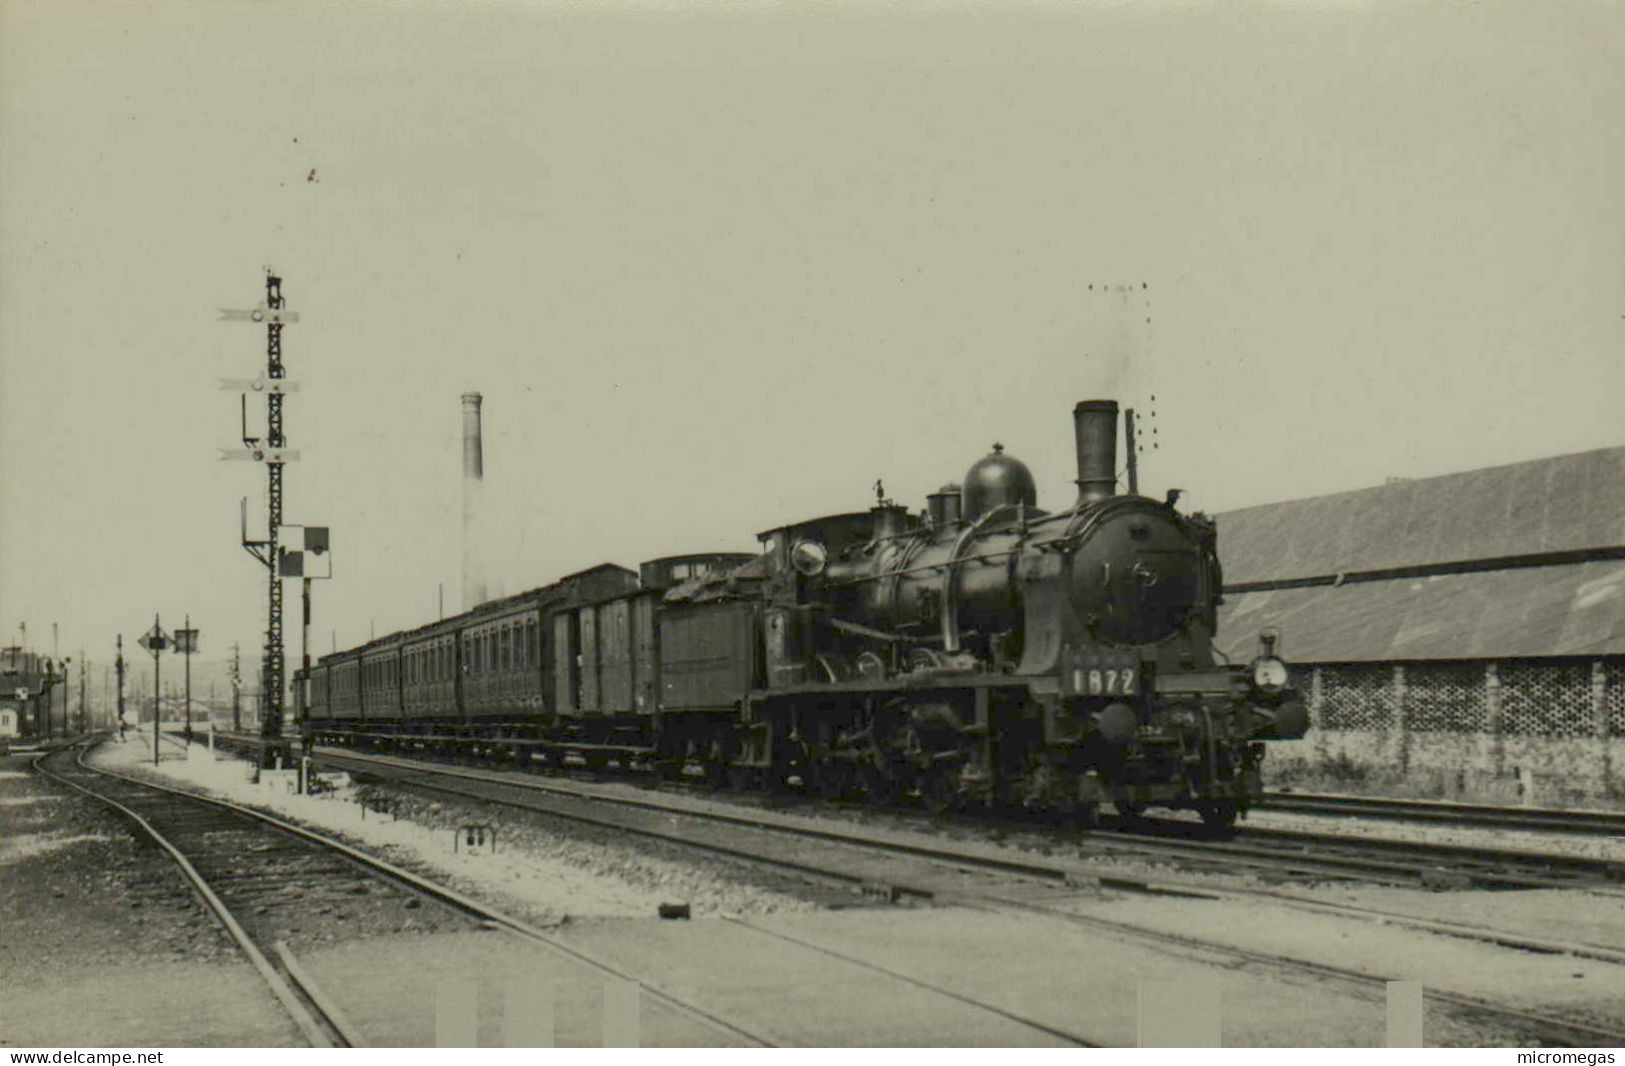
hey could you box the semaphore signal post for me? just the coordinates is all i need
[219,272,300,768]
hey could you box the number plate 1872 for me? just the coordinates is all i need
[1069,665,1138,696]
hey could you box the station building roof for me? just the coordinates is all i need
[1213,447,1625,662]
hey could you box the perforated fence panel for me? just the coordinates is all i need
[1317,663,1394,731]
[1310,658,1621,739]
[1604,661,1625,739]
[1405,663,1486,733]
[1498,661,1596,738]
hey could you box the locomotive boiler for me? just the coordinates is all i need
[731,400,1307,828]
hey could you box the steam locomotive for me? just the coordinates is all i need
[299,399,1306,830]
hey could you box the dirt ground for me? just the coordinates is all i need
[0,755,299,1047]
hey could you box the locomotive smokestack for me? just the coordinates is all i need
[461,392,487,610]
[1073,399,1119,505]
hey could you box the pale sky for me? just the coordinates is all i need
[2,0,1622,680]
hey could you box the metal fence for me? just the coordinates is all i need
[1306,658,1625,739]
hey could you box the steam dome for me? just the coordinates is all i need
[961,444,1037,522]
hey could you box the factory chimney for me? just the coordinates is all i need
[461,392,488,610]
[1073,399,1119,506]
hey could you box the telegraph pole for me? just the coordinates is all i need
[43,661,54,742]
[231,643,241,732]
[78,654,86,733]
[139,616,170,766]
[49,624,58,740]
[302,579,311,726]
[116,636,127,741]
[221,272,299,768]
[176,617,198,742]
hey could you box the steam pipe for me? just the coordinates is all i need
[1124,407,1138,496]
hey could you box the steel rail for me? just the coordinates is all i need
[31,745,356,1048]
[305,745,1623,893]
[1263,792,1625,836]
[984,892,1625,1048]
[58,742,779,1048]
[197,738,1625,1046]
[303,748,1625,962]
[211,731,1622,892]
[309,748,1625,1047]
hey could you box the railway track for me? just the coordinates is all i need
[31,741,776,1048]
[33,743,376,1047]
[1121,818,1625,893]
[274,745,1625,1046]
[1263,792,1625,837]
[205,731,1625,895]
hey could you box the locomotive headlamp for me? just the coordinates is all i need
[1251,656,1290,694]
[790,540,828,577]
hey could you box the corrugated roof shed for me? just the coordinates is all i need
[1214,447,1625,661]
[1217,447,1625,585]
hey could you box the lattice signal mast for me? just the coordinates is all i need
[219,271,300,766]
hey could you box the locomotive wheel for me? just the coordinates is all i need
[814,760,854,801]
[861,763,901,807]
[1197,799,1240,838]
[921,768,960,817]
